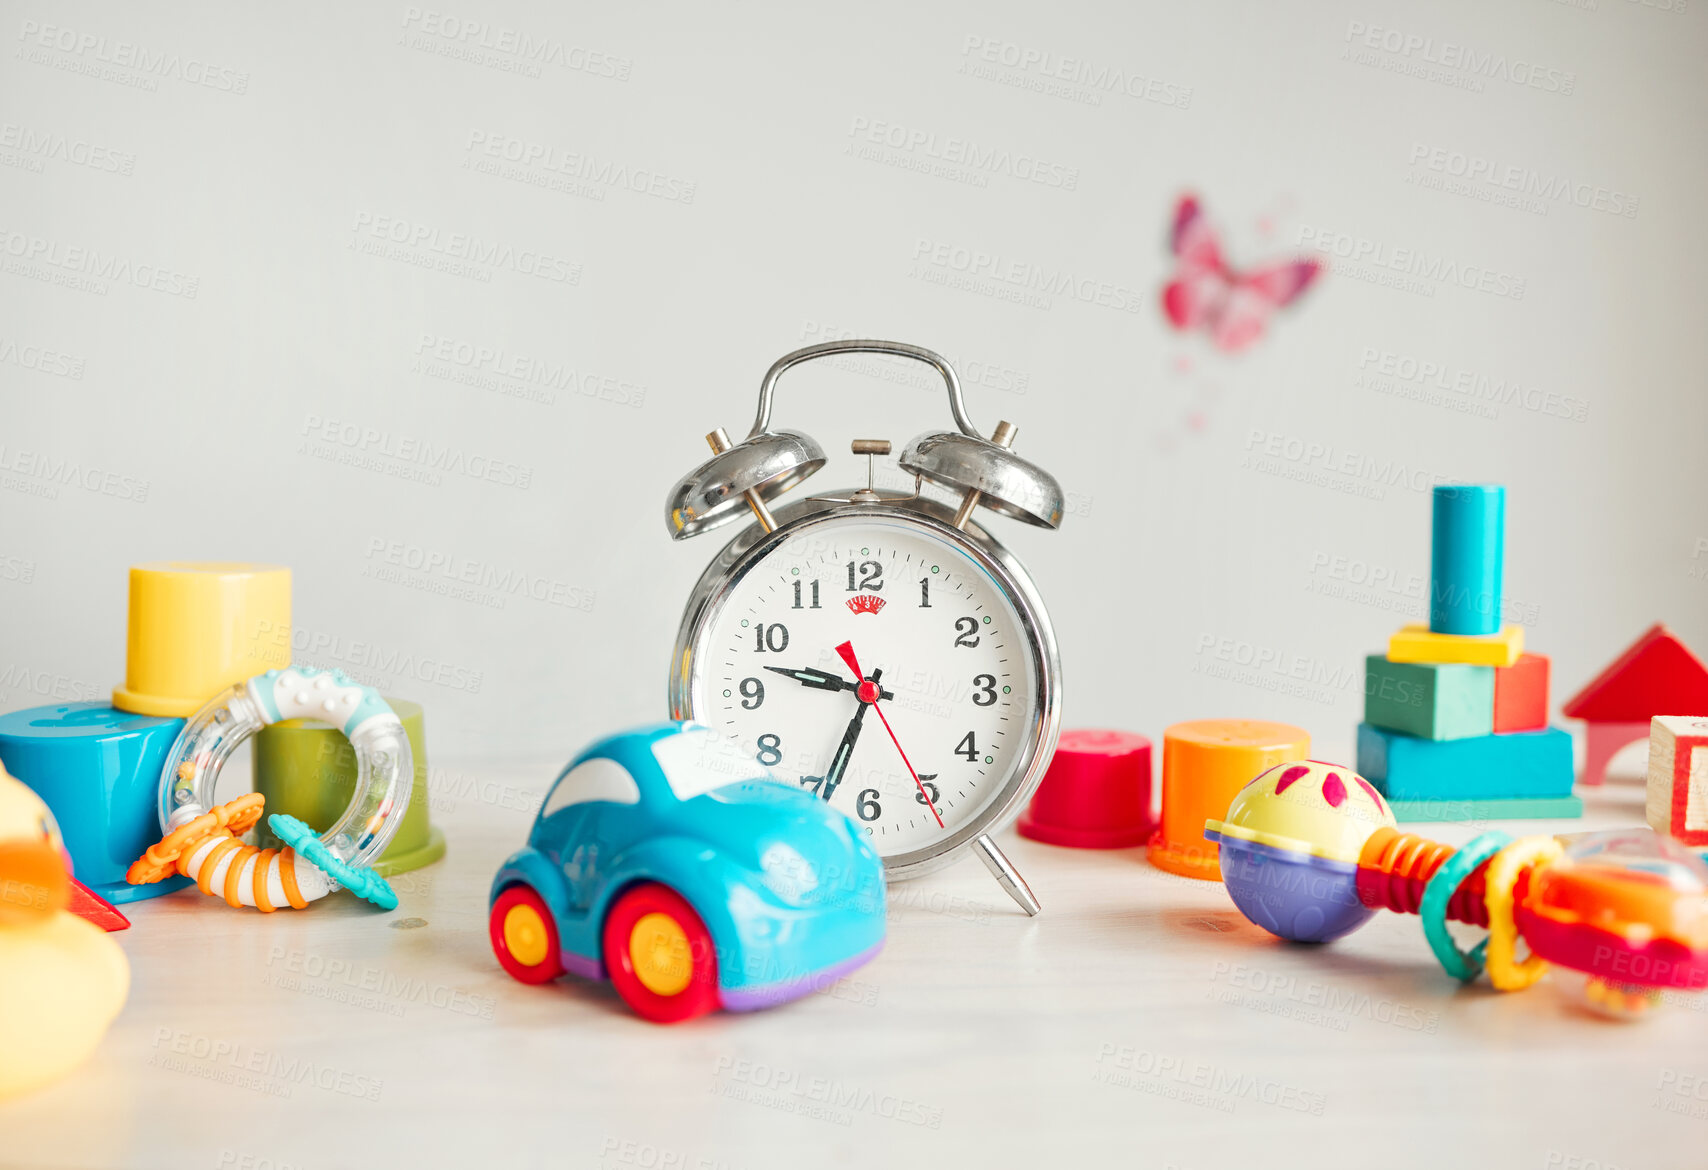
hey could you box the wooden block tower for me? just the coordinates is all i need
[1356,485,1580,821]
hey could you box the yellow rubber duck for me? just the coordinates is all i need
[0,764,129,1099]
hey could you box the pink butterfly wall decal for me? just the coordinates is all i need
[1162,194,1321,352]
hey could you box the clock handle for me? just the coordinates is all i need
[974,833,1041,917]
[747,340,984,442]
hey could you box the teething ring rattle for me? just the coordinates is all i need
[125,667,414,911]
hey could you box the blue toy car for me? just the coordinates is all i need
[488,722,886,1022]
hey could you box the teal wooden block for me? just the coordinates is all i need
[1363,655,1494,741]
[1430,484,1505,635]
[1386,795,1584,822]
[1356,722,1574,801]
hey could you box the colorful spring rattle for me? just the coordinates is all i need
[1204,760,1708,1019]
[126,667,412,911]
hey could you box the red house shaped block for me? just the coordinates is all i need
[1564,625,1708,786]
[1648,716,1708,847]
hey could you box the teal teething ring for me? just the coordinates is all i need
[270,813,399,910]
[1422,830,1512,981]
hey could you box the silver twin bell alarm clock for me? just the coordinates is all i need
[664,339,1063,915]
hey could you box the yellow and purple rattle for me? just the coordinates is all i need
[1205,760,1708,1018]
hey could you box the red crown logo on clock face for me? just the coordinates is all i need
[845,594,886,616]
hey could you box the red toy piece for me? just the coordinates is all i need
[1564,625,1708,785]
[1492,653,1550,733]
[65,877,129,932]
[1018,729,1152,848]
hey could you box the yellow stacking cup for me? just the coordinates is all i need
[112,562,292,717]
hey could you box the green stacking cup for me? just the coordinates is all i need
[251,696,445,876]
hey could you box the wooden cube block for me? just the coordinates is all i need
[1364,655,1493,740]
[1647,715,1708,847]
[1387,623,1524,667]
[1492,653,1550,732]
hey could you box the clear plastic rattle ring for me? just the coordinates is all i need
[126,666,413,911]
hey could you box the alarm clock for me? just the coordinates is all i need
[664,340,1063,915]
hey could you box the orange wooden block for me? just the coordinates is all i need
[1493,653,1550,732]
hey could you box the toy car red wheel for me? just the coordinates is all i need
[490,885,565,984]
[602,882,720,1023]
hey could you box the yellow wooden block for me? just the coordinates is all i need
[1387,623,1524,667]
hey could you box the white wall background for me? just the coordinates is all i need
[3,0,1705,764]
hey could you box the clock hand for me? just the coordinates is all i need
[834,641,944,829]
[818,667,880,803]
[763,664,894,701]
[763,665,845,693]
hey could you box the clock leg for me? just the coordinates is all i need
[973,833,1041,917]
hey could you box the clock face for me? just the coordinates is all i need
[690,514,1040,860]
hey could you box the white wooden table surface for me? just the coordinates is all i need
[2,762,1700,1170]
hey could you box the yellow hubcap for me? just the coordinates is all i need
[503,903,550,967]
[629,911,693,996]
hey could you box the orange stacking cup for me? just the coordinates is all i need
[1148,719,1311,881]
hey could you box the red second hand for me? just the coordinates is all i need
[835,640,944,828]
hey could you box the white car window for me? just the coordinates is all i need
[650,726,772,801]
[539,757,642,820]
